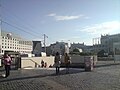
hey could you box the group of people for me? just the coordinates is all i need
[41,60,47,68]
[2,52,70,78]
[54,52,71,74]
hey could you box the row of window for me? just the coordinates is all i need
[2,46,32,49]
[2,36,17,41]
[2,40,32,45]
[1,50,31,53]
[2,40,18,43]
[2,43,32,47]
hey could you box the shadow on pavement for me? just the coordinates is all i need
[55,68,85,76]
[0,68,85,83]
[95,63,120,68]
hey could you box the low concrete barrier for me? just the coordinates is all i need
[21,56,54,68]
[61,55,97,67]
[114,55,120,61]
[21,55,97,68]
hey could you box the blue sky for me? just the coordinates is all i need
[1,0,120,45]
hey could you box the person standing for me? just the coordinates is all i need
[64,53,71,74]
[41,60,44,68]
[3,53,12,78]
[44,62,47,68]
[54,52,61,74]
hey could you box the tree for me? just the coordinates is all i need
[97,50,107,57]
[73,48,80,53]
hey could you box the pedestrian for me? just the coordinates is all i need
[54,52,61,74]
[3,53,12,78]
[41,60,44,68]
[64,53,71,74]
[49,64,52,68]
[44,62,47,68]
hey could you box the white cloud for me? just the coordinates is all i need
[84,16,91,19]
[47,13,85,21]
[71,36,81,39]
[80,21,120,35]
[47,13,56,16]
[55,15,83,21]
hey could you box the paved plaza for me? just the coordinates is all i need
[0,61,120,90]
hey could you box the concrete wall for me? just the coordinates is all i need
[21,55,97,68]
[113,42,120,61]
[114,55,120,61]
[21,56,55,68]
[61,55,97,64]
[61,55,84,64]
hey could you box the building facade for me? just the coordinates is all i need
[50,42,69,55]
[70,43,85,52]
[90,34,120,55]
[101,34,120,54]
[32,41,42,56]
[0,30,33,55]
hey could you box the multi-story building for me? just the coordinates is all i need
[91,33,120,55]
[50,42,69,55]
[0,30,33,55]
[32,41,42,56]
[101,34,120,54]
[70,43,85,52]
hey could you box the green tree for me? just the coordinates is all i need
[73,48,80,53]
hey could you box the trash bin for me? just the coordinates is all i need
[84,56,93,71]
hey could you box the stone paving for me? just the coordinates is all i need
[0,61,120,90]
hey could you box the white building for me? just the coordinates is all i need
[113,42,120,61]
[70,43,85,52]
[101,34,120,53]
[91,34,120,54]
[50,42,69,55]
[0,30,33,55]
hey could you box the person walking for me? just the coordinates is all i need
[64,53,71,74]
[3,53,12,78]
[54,52,61,74]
